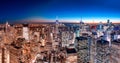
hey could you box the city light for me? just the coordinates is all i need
[0,0,120,63]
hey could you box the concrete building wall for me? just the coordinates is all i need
[23,27,29,41]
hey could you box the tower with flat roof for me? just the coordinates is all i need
[23,24,29,41]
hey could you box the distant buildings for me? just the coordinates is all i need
[0,19,119,63]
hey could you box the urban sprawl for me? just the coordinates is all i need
[0,19,120,63]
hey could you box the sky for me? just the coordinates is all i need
[0,0,120,23]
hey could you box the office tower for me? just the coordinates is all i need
[110,40,120,63]
[76,28,80,37]
[23,24,29,41]
[75,36,90,63]
[98,22,103,31]
[55,19,59,39]
[107,19,110,24]
[95,39,110,63]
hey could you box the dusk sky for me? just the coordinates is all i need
[0,0,120,23]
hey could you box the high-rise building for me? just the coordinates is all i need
[107,19,110,24]
[95,40,110,63]
[111,41,120,63]
[76,28,80,37]
[23,24,29,41]
[75,36,90,63]
[98,21,103,31]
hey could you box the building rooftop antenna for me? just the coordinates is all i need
[80,17,82,22]
[93,20,94,24]
[55,16,59,24]
[6,21,9,25]
[80,17,84,24]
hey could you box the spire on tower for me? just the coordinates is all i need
[80,17,82,22]
[6,21,9,26]
[55,16,59,24]
[5,21,9,28]
[80,17,84,24]
[93,20,94,24]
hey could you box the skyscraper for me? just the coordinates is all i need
[23,24,29,41]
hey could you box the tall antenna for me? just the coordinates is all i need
[93,20,94,24]
[55,16,59,24]
[80,17,82,22]
[80,17,84,24]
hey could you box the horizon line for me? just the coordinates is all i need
[2,18,120,24]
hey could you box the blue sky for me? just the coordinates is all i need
[0,0,120,23]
